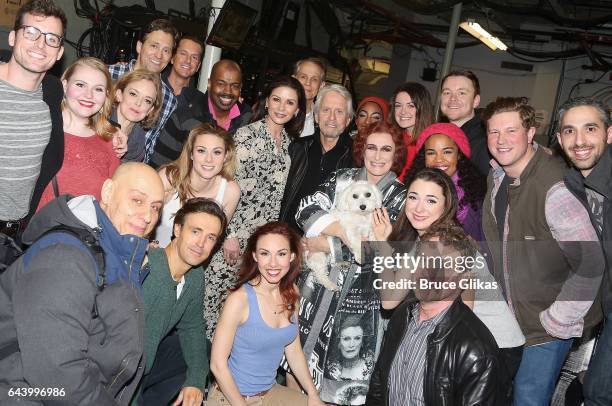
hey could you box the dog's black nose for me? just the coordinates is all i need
[360,204,367,211]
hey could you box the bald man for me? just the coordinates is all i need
[0,163,164,405]
[149,59,252,169]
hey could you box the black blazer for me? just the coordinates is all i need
[27,74,64,221]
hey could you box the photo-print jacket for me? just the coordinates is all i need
[290,167,405,405]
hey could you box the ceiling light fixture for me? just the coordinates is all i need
[358,58,391,75]
[459,20,508,51]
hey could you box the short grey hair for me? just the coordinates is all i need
[313,84,354,120]
[556,97,611,132]
[293,57,326,82]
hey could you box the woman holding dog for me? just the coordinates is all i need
[286,121,406,405]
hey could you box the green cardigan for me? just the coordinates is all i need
[134,247,208,402]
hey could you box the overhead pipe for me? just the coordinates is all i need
[198,0,226,93]
[435,2,463,121]
[390,0,612,28]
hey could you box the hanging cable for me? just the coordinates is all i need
[568,70,610,99]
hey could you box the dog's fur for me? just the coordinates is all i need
[306,181,383,290]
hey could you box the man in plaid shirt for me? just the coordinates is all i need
[481,97,604,406]
[108,19,178,163]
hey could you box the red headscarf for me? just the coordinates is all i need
[356,96,389,122]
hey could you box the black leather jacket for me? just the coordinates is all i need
[366,298,502,406]
[279,129,354,232]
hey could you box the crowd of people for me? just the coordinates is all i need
[0,1,611,405]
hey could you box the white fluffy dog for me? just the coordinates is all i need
[306,181,383,290]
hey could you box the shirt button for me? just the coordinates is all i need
[124,260,128,265]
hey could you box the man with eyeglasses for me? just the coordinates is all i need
[0,0,66,258]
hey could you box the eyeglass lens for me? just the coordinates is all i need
[21,26,62,48]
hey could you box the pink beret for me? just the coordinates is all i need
[415,123,471,158]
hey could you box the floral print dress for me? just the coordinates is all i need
[203,118,291,339]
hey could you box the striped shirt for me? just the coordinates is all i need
[0,78,51,220]
[108,60,177,163]
[388,304,450,406]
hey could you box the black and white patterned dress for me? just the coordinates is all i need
[203,118,291,339]
[290,167,406,405]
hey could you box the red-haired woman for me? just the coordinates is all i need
[289,121,407,404]
[209,222,324,406]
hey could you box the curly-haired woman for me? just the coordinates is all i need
[403,123,487,242]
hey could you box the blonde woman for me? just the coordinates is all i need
[110,70,162,162]
[155,123,240,248]
[38,57,124,209]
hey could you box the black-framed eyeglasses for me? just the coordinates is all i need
[18,25,63,48]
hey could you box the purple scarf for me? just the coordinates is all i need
[452,172,469,223]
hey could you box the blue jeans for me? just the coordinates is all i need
[584,312,612,406]
[513,339,573,406]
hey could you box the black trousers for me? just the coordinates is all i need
[139,334,187,406]
[499,345,524,404]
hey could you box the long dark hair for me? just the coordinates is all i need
[251,76,307,140]
[403,149,486,211]
[232,222,302,320]
[389,82,434,144]
[388,168,459,242]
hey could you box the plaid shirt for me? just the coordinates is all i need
[108,60,177,163]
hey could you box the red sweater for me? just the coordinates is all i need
[38,132,120,211]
